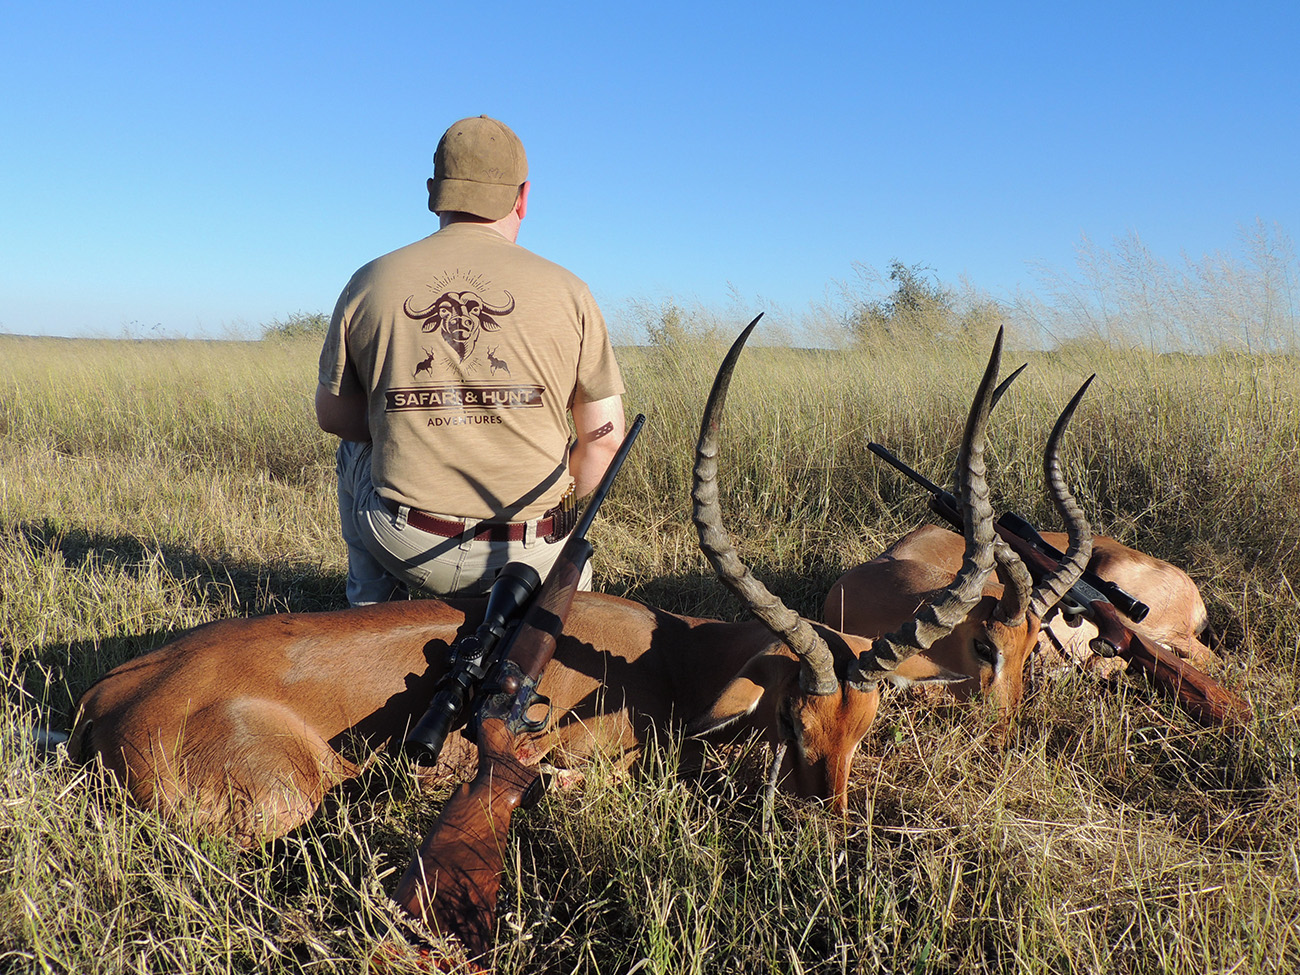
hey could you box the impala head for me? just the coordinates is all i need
[829,371,1097,728]
[980,374,1095,719]
[688,315,1005,808]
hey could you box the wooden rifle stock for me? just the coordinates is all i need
[393,415,645,957]
[392,552,586,954]
[1089,601,1251,727]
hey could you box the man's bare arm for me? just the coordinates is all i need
[315,383,371,443]
[569,394,625,498]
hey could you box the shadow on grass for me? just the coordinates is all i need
[15,518,349,612]
[606,561,846,623]
[12,519,350,724]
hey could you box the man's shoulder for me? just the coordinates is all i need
[440,225,591,290]
[505,244,591,295]
[350,234,441,279]
[346,225,594,304]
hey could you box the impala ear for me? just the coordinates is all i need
[686,653,799,738]
[886,654,969,689]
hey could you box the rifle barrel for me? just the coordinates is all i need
[868,442,952,501]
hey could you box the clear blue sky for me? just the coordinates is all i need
[2,1,1296,338]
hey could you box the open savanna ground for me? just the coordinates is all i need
[2,327,1299,974]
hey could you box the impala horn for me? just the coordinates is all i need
[978,360,1035,626]
[693,314,840,696]
[848,329,1004,684]
[1027,376,1095,618]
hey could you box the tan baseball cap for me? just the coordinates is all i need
[429,115,529,220]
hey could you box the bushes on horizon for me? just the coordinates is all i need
[261,310,329,339]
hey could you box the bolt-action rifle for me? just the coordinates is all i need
[402,561,544,768]
[869,441,1251,728]
[393,413,646,956]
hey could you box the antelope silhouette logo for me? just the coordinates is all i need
[413,347,438,378]
[486,347,510,376]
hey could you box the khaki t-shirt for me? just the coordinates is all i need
[319,223,624,520]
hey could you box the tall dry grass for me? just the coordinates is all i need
[2,295,1299,972]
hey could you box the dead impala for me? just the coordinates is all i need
[71,322,1009,844]
[824,380,1095,724]
[861,520,1222,665]
[825,391,1221,718]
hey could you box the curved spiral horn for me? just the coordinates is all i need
[992,536,1034,626]
[849,329,1003,682]
[692,314,840,696]
[1028,376,1095,618]
[990,362,1028,413]
[982,360,1033,625]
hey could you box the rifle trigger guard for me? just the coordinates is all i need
[1089,637,1120,658]
[515,692,552,734]
[1059,597,1087,621]
[497,664,551,735]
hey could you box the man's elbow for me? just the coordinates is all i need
[314,385,339,433]
[315,384,370,441]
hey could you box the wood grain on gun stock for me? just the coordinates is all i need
[1003,530,1251,727]
[392,515,587,952]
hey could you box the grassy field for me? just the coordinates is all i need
[2,327,1299,973]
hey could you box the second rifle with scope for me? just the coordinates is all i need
[869,440,1250,728]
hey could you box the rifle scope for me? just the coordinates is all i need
[403,561,542,766]
[996,512,1150,623]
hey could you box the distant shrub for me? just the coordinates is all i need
[842,260,1007,350]
[261,311,329,339]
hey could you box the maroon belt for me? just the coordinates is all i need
[382,498,555,543]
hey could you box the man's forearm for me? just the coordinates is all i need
[569,435,622,498]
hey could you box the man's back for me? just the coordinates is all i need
[321,222,621,521]
[315,114,625,602]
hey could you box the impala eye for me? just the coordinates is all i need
[777,704,796,742]
[973,638,999,667]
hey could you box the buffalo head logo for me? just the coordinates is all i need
[403,290,515,363]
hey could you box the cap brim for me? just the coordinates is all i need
[429,177,519,221]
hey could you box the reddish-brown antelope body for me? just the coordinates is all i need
[1034,532,1218,670]
[70,593,829,844]
[825,524,1218,702]
[73,321,1015,843]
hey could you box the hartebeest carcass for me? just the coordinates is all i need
[70,323,1009,842]
[823,380,1097,724]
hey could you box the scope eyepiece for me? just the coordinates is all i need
[404,691,463,765]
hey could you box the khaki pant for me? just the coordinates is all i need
[335,441,591,606]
